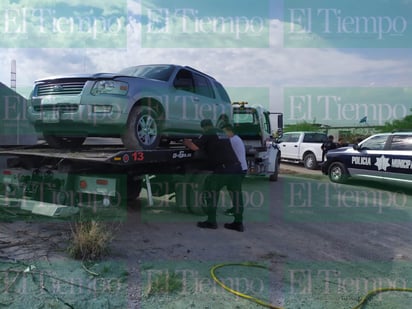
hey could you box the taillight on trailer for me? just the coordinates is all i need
[3,170,12,175]
[79,180,87,189]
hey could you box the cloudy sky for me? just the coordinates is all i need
[1,0,411,126]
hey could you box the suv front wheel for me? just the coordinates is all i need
[122,106,161,150]
[328,162,349,184]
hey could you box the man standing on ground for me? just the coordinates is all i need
[222,124,248,217]
[321,135,337,162]
[183,119,245,232]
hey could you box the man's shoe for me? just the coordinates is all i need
[224,208,235,216]
[224,222,244,232]
[197,221,218,229]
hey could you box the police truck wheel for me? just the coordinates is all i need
[303,153,317,170]
[122,106,161,150]
[328,162,349,184]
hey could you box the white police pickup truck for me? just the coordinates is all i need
[321,132,412,186]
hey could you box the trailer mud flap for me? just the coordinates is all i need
[21,199,79,217]
[0,196,78,217]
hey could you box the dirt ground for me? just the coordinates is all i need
[1,165,412,309]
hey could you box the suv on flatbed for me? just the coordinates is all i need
[28,64,232,149]
[322,132,412,186]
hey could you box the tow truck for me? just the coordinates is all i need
[232,102,282,181]
[0,103,282,218]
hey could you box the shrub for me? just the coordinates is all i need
[68,221,112,260]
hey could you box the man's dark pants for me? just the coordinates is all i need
[203,163,243,224]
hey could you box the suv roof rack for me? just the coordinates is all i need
[184,66,216,80]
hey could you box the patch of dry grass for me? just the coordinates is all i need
[68,221,112,260]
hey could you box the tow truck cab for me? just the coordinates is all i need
[232,102,282,181]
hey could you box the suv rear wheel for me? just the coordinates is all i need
[122,106,161,150]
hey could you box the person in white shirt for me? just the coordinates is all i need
[222,124,248,218]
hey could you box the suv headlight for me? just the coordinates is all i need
[91,80,128,96]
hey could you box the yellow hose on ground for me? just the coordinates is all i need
[210,262,284,309]
[210,262,412,309]
[352,287,412,309]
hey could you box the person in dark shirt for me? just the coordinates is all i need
[183,119,245,232]
[321,135,337,162]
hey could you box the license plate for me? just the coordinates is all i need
[42,110,59,123]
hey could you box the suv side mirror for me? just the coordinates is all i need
[353,144,360,150]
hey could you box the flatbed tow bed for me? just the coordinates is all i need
[0,143,195,164]
[0,144,206,217]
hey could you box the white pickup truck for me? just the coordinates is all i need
[277,131,327,169]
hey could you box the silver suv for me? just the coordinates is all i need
[28,64,232,149]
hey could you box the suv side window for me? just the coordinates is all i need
[360,135,388,150]
[213,81,231,103]
[173,69,195,93]
[390,134,412,150]
[193,73,215,98]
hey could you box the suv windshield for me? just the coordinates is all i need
[118,65,175,81]
[360,134,389,150]
[233,110,257,124]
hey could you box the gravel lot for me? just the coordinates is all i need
[1,164,412,308]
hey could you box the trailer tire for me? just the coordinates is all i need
[122,106,161,150]
[43,134,86,148]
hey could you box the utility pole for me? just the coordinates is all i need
[11,59,16,91]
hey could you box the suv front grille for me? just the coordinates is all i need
[36,81,86,96]
[33,104,79,112]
